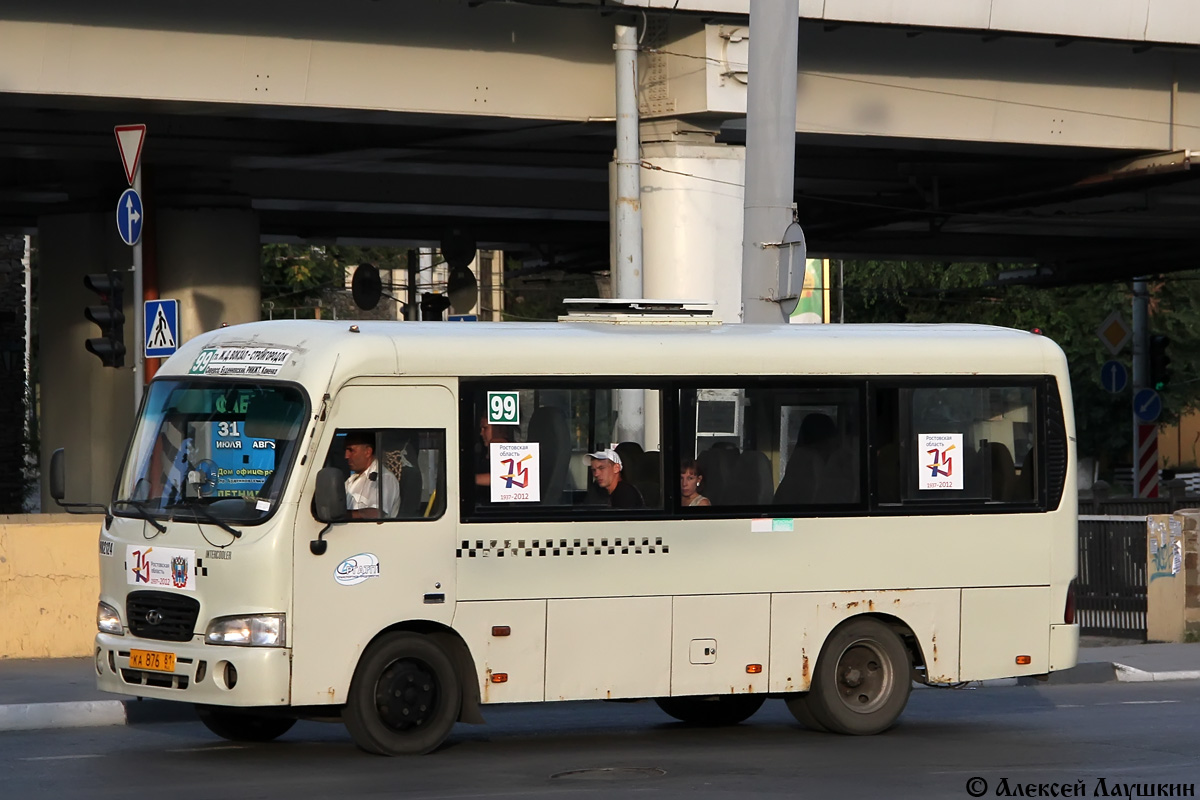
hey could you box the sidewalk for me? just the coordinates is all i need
[0,638,1196,732]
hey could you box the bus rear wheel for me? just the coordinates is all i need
[654,694,765,726]
[195,705,296,742]
[343,632,461,755]
[784,693,829,732]
[805,618,911,735]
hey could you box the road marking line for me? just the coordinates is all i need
[20,754,103,761]
[165,745,247,753]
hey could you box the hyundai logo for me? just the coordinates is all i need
[146,609,164,626]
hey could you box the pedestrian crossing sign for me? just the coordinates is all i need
[145,299,179,358]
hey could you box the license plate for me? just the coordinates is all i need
[129,649,176,673]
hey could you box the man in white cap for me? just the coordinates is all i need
[589,448,645,509]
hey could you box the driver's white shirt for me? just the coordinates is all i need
[345,460,400,517]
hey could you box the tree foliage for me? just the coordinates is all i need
[839,261,1200,475]
[261,244,410,320]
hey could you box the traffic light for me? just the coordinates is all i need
[420,292,450,321]
[1149,334,1172,391]
[84,271,125,368]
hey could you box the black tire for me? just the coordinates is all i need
[343,632,461,755]
[194,705,296,742]
[784,693,829,732]
[654,694,765,726]
[805,618,911,735]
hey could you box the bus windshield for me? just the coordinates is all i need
[115,380,308,524]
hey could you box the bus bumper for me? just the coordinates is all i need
[94,634,292,707]
[1048,623,1080,672]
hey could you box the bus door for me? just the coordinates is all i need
[291,383,457,706]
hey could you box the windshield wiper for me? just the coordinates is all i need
[112,500,167,533]
[173,497,243,539]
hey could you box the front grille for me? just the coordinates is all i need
[127,591,200,642]
[121,669,190,690]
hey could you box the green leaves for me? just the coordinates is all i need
[840,261,1200,477]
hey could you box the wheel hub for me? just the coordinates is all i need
[835,642,892,714]
[375,658,438,731]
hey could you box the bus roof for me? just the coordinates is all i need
[159,320,1069,386]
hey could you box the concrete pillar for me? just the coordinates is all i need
[38,213,138,507]
[37,209,260,510]
[638,139,745,323]
[157,209,261,341]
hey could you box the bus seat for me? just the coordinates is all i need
[638,450,662,507]
[822,441,859,503]
[989,442,1017,501]
[384,445,423,517]
[1014,446,1036,501]
[528,406,571,505]
[732,449,773,505]
[774,413,837,505]
[698,445,739,505]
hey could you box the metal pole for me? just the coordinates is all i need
[613,23,643,300]
[132,167,143,412]
[614,22,645,445]
[1132,277,1149,496]
[740,0,798,324]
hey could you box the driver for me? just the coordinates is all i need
[343,431,400,519]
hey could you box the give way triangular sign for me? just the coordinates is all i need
[114,124,147,185]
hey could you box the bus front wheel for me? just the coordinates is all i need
[804,618,911,735]
[654,694,764,725]
[195,705,296,742]
[343,632,461,755]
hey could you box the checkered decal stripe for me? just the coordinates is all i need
[457,536,669,558]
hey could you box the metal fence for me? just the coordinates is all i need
[1074,496,1197,639]
[1077,516,1147,638]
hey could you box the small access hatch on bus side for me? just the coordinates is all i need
[689,639,717,665]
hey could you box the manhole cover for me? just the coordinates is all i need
[550,768,666,781]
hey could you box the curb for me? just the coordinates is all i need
[0,698,195,732]
[1114,663,1200,683]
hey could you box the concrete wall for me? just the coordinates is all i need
[0,515,103,659]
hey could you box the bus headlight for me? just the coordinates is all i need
[97,601,123,635]
[205,614,286,647]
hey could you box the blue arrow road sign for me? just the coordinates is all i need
[1100,360,1128,394]
[116,188,143,246]
[145,299,179,358]
[1134,388,1162,424]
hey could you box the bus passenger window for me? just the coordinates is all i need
[463,384,664,516]
[886,384,1038,506]
[680,386,862,512]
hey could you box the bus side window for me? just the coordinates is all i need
[323,428,446,521]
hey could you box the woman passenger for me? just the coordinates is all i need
[680,458,711,507]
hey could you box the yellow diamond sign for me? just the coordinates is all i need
[1096,311,1131,356]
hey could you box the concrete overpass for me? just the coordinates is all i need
[4,0,1200,504]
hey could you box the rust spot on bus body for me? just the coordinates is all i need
[846,601,859,609]
[801,653,810,683]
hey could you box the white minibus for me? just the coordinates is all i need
[54,318,1078,754]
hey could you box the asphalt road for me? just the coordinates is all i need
[3,681,1198,800]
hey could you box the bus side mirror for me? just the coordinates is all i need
[311,468,347,556]
[314,468,347,522]
[50,448,66,502]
